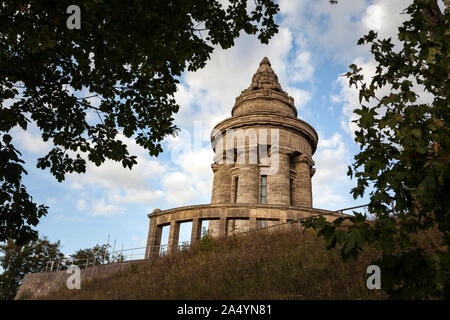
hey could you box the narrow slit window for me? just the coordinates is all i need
[290,178,294,206]
[260,175,267,204]
[234,176,239,203]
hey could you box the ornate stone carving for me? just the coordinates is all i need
[238,57,289,96]
[231,57,297,117]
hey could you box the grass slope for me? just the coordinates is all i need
[44,226,386,299]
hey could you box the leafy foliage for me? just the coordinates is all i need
[0,236,64,299]
[69,243,111,268]
[198,227,215,252]
[0,0,280,245]
[304,0,449,299]
[0,135,48,246]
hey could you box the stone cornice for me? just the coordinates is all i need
[147,203,341,219]
[211,113,319,154]
[232,89,297,117]
[293,153,315,166]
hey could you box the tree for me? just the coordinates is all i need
[304,0,449,299]
[0,0,280,245]
[68,243,111,268]
[0,236,64,299]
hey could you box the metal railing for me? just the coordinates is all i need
[44,241,191,272]
[227,203,370,238]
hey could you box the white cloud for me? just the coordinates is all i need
[363,4,386,31]
[279,0,413,64]
[362,0,413,45]
[279,0,369,63]
[314,133,347,185]
[69,134,166,191]
[66,133,168,213]
[286,86,312,113]
[111,190,164,205]
[178,148,214,180]
[290,51,315,82]
[161,128,214,207]
[312,133,350,209]
[11,127,52,155]
[73,158,165,191]
[92,198,123,217]
[70,182,84,190]
[333,57,378,137]
[162,172,197,205]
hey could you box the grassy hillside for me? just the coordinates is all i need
[43,226,387,299]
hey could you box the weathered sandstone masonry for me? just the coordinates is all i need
[15,259,147,299]
[145,204,341,258]
[145,57,339,258]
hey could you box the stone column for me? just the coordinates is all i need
[145,216,162,259]
[292,154,314,207]
[211,163,232,203]
[236,147,259,204]
[167,220,180,254]
[218,216,227,238]
[190,218,201,244]
[266,148,291,205]
[249,216,257,230]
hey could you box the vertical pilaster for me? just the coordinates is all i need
[267,149,290,205]
[211,163,232,203]
[236,146,259,204]
[292,154,314,207]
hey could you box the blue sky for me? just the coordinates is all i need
[7,0,419,258]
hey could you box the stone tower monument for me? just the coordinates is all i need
[145,57,339,258]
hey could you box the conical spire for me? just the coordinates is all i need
[249,57,282,91]
[259,56,271,66]
[232,57,296,118]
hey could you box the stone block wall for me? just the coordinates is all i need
[15,260,147,299]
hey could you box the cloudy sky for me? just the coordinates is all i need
[9,0,417,257]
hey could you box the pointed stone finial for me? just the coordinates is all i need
[250,57,282,91]
[232,57,296,118]
[260,56,271,66]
